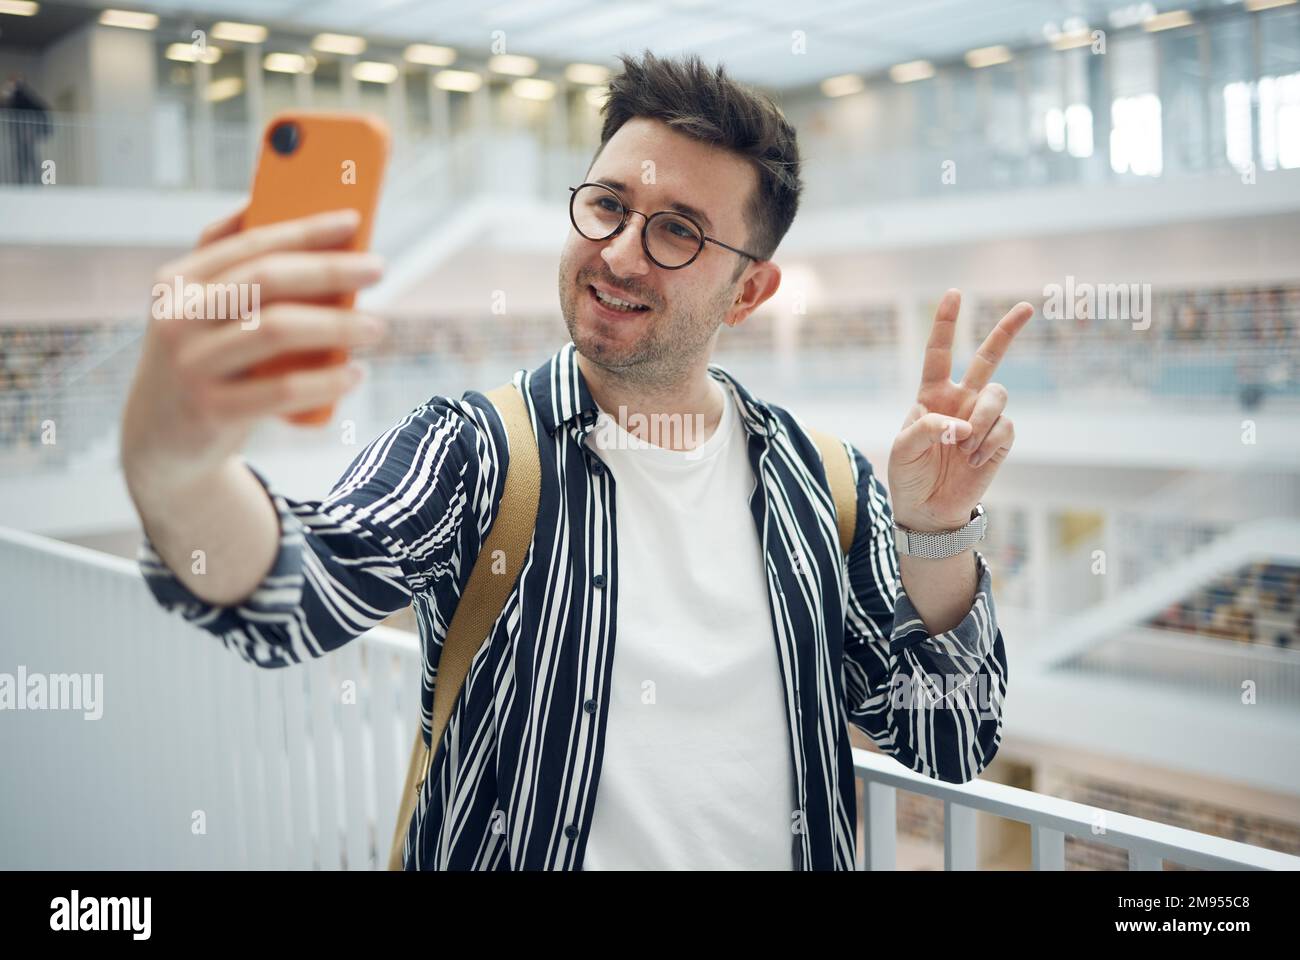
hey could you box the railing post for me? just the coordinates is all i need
[193,59,214,190]
[944,800,978,870]
[860,778,896,870]
[1130,849,1164,871]
[1032,825,1065,870]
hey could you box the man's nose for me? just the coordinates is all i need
[600,212,651,278]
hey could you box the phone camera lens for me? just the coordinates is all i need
[269,121,300,155]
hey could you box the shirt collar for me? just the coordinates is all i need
[527,341,780,440]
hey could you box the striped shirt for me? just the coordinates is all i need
[137,341,1008,870]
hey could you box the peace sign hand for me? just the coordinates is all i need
[887,289,1033,532]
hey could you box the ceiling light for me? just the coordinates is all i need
[211,22,267,44]
[1245,0,1297,10]
[0,1,39,17]
[488,54,537,76]
[353,61,399,84]
[565,63,610,85]
[965,45,1012,68]
[404,44,456,66]
[820,74,864,97]
[98,9,158,30]
[1143,10,1193,31]
[205,77,243,103]
[434,69,482,92]
[263,52,315,74]
[1051,28,1094,50]
[889,60,934,83]
[166,42,221,64]
[312,33,366,56]
[512,78,555,100]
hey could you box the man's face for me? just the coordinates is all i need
[558,117,760,383]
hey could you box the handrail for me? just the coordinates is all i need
[852,748,1300,870]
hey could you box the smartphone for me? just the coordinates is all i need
[240,111,390,425]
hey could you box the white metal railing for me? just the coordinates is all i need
[1063,624,1300,704]
[0,526,420,870]
[0,108,252,190]
[6,104,1290,205]
[2,335,1298,475]
[1025,518,1300,672]
[2,525,1297,870]
[853,749,1300,870]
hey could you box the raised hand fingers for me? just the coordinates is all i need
[894,410,973,462]
[968,415,1015,468]
[920,289,961,388]
[958,382,1008,455]
[961,301,1033,392]
[900,401,927,431]
[174,304,388,381]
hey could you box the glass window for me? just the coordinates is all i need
[1109,33,1162,177]
[209,45,248,190]
[1159,23,1208,176]
[154,38,194,188]
[1207,14,1254,175]
[1258,6,1300,170]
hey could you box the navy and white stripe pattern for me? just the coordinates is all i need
[137,341,1008,870]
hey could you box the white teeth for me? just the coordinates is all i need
[594,287,646,311]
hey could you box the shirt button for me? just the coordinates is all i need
[589,457,604,475]
[583,698,597,715]
[564,824,579,840]
[592,573,605,589]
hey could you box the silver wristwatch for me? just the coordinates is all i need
[893,502,987,559]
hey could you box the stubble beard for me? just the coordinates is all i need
[558,263,733,390]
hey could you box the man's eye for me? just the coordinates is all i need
[596,198,621,213]
[666,221,695,240]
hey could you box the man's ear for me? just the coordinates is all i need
[725,261,782,327]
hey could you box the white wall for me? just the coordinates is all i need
[34,23,156,187]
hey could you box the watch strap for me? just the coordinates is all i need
[894,503,987,559]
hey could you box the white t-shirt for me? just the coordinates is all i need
[581,380,798,870]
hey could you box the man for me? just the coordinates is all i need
[122,52,1028,870]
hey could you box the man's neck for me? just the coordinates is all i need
[577,350,726,451]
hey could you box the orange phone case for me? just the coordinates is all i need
[241,111,390,425]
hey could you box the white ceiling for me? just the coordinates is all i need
[59,0,1223,88]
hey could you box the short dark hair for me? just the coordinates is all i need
[593,51,802,268]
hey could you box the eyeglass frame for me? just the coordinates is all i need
[567,182,765,270]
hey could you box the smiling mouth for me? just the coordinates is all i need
[588,284,652,314]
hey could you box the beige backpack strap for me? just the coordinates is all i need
[387,382,540,870]
[806,427,857,557]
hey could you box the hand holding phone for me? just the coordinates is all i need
[241,111,391,425]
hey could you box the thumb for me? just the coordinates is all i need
[894,412,972,461]
[900,401,927,432]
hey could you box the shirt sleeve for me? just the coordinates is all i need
[839,442,1008,784]
[135,397,492,669]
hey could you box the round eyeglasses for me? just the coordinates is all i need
[568,182,764,270]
